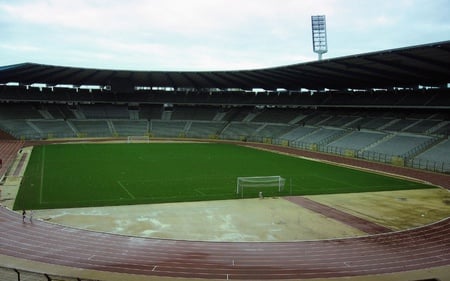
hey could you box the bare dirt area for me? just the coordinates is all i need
[31,188,450,242]
[34,197,367,242]
[308,188,450,231]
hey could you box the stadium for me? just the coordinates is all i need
[0,39,449,281]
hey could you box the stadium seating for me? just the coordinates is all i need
[46,104,76,119]
[251,108,301,123]
[0,120,40,139]
[327,131,387,151]
[221,122,263,139]
[138,104,164,120]
[297,127,345,144]
[186,121,225,138]
[383,119,419,132]
[0,103,42,119]
[253,124,293,138]
[0,102,448,173]
[30,120,76,138]
[150,120,187,137]
[359,117,395,130]
[112,120,149,136]
[171,106,218,121]
[362,134,435,157]
[412,139,450,172]
[301,112,333,126]
[431,122,450,135]
[404,119,442,134]
[279,126,318,141]
[321,115,361,128]
[80,104,129,119]
[70,120,112,137]
[220,107,254,122]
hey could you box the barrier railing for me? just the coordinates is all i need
[246,135,448,173]
[409,158,450,173]
[0,266,98,281]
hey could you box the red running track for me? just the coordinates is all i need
[0,207,449,280]
[0,141,448,279]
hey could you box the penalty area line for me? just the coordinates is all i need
[117,181,136,199]
[39,146,46,204]
[194,189,206,195]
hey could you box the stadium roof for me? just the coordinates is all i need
[0,41,449,91]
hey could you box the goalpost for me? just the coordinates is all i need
[236,176,285,198]
[127,135,150,143]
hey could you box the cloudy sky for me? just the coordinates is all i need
[0,0,449,71]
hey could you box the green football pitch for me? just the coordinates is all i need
[13,142,435,210]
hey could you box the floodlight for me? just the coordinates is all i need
[311,15,328,60]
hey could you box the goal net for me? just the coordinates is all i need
[127,135,150,143]
[236,176,285,198]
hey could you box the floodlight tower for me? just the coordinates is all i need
[311,15,328,61]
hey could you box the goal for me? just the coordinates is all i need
[127,135,150,143]
[236,176,285,198]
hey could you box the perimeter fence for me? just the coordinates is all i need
[0,266,98,281]
[248,136,450,174]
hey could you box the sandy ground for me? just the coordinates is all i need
[21,188,450,242]
[33,197,367,242]
[308,188,450,231]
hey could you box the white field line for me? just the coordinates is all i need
[117,181,136,199]
[195,189,206,195]
[39,146,46,204]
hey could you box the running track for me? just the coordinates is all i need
[0,141,449,280]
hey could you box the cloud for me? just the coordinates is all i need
[0,43,40,52]
[0,0,448,70]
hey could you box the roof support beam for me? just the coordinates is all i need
[362,57,429,85]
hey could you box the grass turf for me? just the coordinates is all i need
[13,142,435,210]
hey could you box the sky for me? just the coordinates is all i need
[0,0,449,71]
